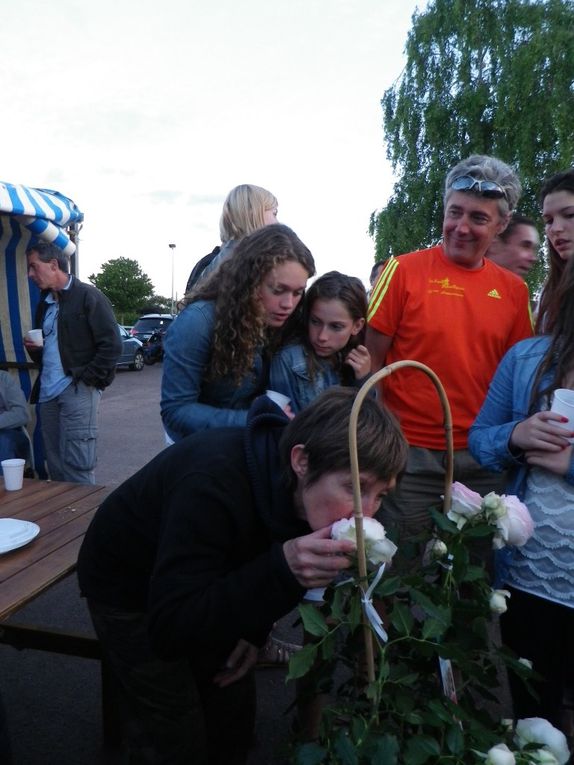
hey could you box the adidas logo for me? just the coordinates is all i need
[487,289,501,299]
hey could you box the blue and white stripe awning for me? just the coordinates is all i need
[0,182,83,257]
[0,182,84,476]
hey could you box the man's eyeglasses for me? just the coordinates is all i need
[450,175,507,200]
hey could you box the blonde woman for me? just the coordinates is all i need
[185,183,278,292]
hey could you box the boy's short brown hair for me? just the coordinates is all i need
[280,387,407,490]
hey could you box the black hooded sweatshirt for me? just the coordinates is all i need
[77,396,308,675]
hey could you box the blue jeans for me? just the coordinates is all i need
[39,381,101,483]
[0,429,29,474]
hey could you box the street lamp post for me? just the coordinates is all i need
[168,243,176,314]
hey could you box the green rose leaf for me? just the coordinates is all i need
[390,601,414,635]
[410,590,451,627]
[429,508,458,532]
[320,630,337,661]
[404,734,441,765]
[375,575,402,597]
[463,524,493,538]
[330,584,348,622]
[294,742,328,765]
[425,698,458,724]
[461,565,485,582]
[405,711,425,725]
[445,723,464,754]
[334,729,358,765]
[348,589,362,629]
[422,617,447,640]
[286,643,319,680]
[363,733,399,764]
[299,603,330,637]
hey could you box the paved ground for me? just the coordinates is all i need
[0,364,298,764]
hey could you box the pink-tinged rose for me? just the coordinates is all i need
[331,517,397,565]
[515,718,570,765]
[485,743,516,765]
[494,495,534,548]
[446,482,483,529]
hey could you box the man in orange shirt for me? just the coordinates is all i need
[367,155,533,544]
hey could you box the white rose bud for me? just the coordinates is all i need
[483,491,507,520]
[485,743,516,765]
[518,657,533,670]
[489,589,511,615]
[515,718,570,765]
[331,517,397,566]
[429,539,448,559]
[422,538,449,566]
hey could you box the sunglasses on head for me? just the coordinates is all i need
[451,175,507,200]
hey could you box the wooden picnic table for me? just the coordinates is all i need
[0,478,109,621]
[0,478,120,744]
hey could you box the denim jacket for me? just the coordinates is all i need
[468,336,574,499]
[269,343,369,415]
[160,300,265,440]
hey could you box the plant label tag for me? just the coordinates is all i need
[439,657,458,704]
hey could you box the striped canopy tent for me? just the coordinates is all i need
[0,181,83,475]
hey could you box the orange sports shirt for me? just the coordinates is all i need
[367,245,533,450]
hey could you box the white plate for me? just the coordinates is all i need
[0,518,40,555]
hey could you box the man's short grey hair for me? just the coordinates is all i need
[26,241,70,273]
[444,154,521,216]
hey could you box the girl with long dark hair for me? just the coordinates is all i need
[269,271,371,413]
[469,235,574,727]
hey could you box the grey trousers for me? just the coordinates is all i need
[378,446,506,544]
[39,381,101,484]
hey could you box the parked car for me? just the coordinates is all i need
[141,330,165,365]
[116,325,145,371]
[130,314,174,343]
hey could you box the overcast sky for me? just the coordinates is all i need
[1,0,425,301]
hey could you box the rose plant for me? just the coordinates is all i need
[286,484,567,765]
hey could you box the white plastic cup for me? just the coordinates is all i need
[26,329,43,346]
[1,459,26,491]
[266,390,290,410]
[550,388,574,444]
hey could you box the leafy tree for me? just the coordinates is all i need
[370,0,574,292]
[89,257,155,322]
[139,296,172,315]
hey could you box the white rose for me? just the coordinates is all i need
[485,743,516,765]
[489,589,511,614]
[331,517,397,565]
[515,718,570,765]
[494,495,534,548]
[446,481,484,529]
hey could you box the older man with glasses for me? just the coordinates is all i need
[366,154,533,549]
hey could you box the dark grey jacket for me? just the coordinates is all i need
[30,277,121,402]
